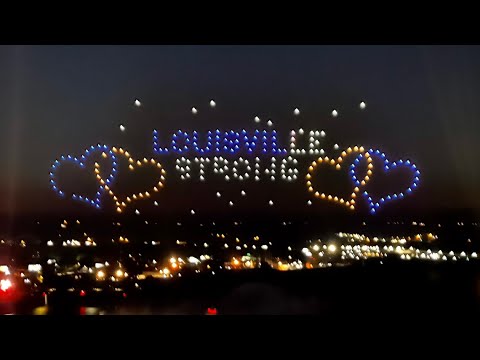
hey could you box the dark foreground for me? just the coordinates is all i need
[4,261,480,315]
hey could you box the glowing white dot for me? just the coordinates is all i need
[254,116,260,123]
[267,120,273,127]
[229,201,234,207]
[299,128,304,135]
[307,200,312,206]
[135,209,140,215]
[119,124,126,132]
[294,108,300,115]
[334,144,339,150]
[359,101,366,109]
[134,99,141,107]
[320,130,326,137]
[191,209,195,215]
[192,107,198,114]
[331,109,338,117]
[154,201,158,206]
[268,200,274,206]
[216,192,221,198]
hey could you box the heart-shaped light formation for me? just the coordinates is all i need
[94,147,166,213]
[351,149,421,214]
[50,144,118,209]
[306,146,372,210]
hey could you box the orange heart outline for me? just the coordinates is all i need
[305,146,373,210]
[94,147,166,213]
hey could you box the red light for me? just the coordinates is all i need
[207,307,217,315]
[80,290,86,297]
[123,292,127,298]
[42,292,46,297]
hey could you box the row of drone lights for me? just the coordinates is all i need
[188,100,366,125]
[153,129,342,155]
[175,156,300,182]
[155,129,289,155]
[125,97,365,136]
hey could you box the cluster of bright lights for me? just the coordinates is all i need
[50,144,117,209]
[94,147,166,213]
[288,129,326,156]
[0,279,12,292]
[306,146,370,210]
[280,156,299,181]
[332,232,478,263]
[351,149,421,214]
[176,157,193,180]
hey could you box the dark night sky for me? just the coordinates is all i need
[1,45,480,218]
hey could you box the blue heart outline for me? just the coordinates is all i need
[49,144,118,209]
[350,149,421,214]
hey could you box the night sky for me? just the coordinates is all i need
[1,45,480,219]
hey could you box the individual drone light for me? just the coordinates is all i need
[360,101,366,109]
[254,116,260,123]
[320,130,326,137]
[191,209,195,215]
[135,209,140,215]
[229,201,234,206]
[119,124,126,132]
[210,100,216,108]
[241,190,246,196]
[331,109,338,117]
[267,120,273,127]
[192,107,198,114]
[134,99,141,107]
[294,108,300,115]
[216,192,221,198]
[307,200,312,205]
[334,144,339,150]
[269,200,274,206]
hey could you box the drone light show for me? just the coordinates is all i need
[49,102,421,214]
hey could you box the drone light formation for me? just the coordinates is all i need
[50,101,420,215]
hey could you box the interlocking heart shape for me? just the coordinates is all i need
[50,144,166,212]
[306,146,421,213]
